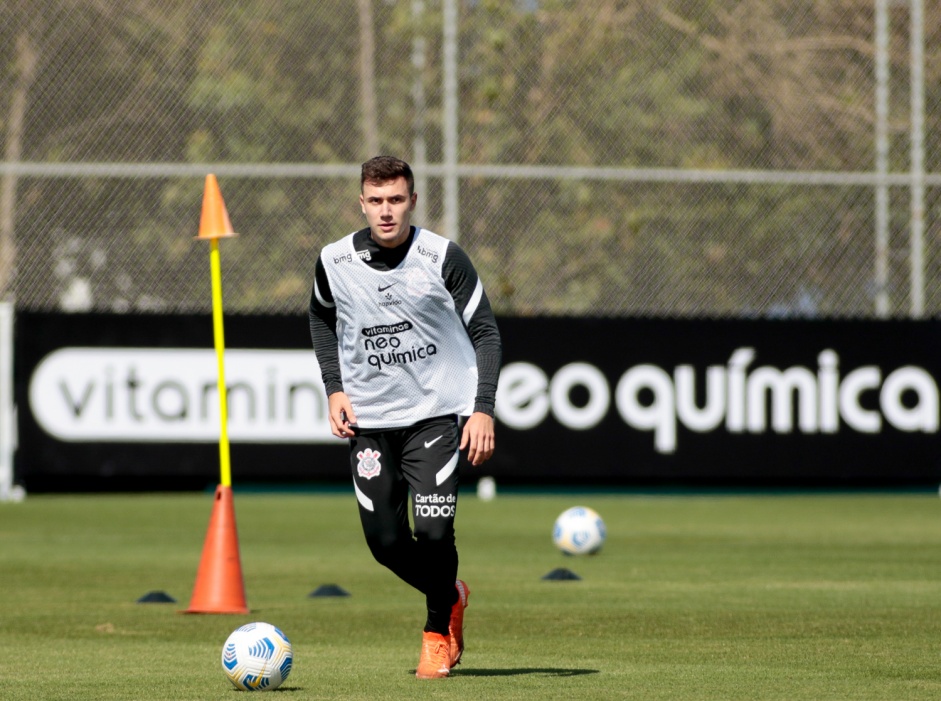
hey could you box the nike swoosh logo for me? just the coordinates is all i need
[378,282,398,292]
[424,435,443,449]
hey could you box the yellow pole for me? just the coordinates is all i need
[209,237,232,488]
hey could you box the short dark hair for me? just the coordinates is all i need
[361,156,414,194]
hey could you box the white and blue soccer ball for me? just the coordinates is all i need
[221,622,293,691]
[553,506,606,555]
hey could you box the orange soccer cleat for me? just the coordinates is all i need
[415,631,452,679]
[449,579,470,667]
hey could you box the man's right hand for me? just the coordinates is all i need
[328,392,358,438]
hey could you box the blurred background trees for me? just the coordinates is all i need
[1,0,939,317]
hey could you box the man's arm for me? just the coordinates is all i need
[442,242,502,414]
[443,242,502,465]
[309,256,357,437]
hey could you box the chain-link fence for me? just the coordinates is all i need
[2,0,940,318]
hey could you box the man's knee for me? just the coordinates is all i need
[364,527,408,560]
[413,518,455,546]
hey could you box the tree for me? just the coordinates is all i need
[0,28,38,299]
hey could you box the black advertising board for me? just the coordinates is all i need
[15,312,339,491]
[490,317,941,487]
[13,313,941,491]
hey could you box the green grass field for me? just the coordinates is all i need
[2,489,941,700]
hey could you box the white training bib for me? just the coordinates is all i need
[320,228,478,428]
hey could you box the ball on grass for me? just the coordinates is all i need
[221,622,293,691]
[477,476,497,501]
[552,506,606,555]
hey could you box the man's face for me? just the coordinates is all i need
[360,177,417,248]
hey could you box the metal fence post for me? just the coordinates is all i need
[0,300,15,501]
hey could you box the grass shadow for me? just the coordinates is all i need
[451,668,599,678]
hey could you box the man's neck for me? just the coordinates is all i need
[361,226,415,270]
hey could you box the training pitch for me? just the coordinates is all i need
[2,489,940,700]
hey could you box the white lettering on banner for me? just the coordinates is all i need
[496,363,549,430]
[29,348,337,443]
[616,364,675,454]
[495,349,940,454]
[550,363,610,429]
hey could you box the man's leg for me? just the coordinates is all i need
[349,419,464,679]
[350,430,429,593]
[399,416,462,635]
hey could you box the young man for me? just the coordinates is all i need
[308,156,502,679]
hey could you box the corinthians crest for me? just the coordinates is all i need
[356,448,382,480]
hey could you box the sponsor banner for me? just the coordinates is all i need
[30,348,333,443]
[13,313,941,489]
[14,313,348,490]
[490,317,941,487]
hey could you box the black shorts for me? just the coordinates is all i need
[349,415,461,542]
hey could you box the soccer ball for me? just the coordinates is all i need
[221,622,293,691]
[553,506,606,555]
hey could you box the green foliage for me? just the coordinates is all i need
[2,1,941,314]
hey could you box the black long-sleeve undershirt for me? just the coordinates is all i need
[309,227,502,417]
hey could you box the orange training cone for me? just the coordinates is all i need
[184,485,249,614]
[196,174,238,240]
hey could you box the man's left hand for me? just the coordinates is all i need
[460,412,495,466]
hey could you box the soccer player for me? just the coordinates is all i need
[308,156,502,679]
